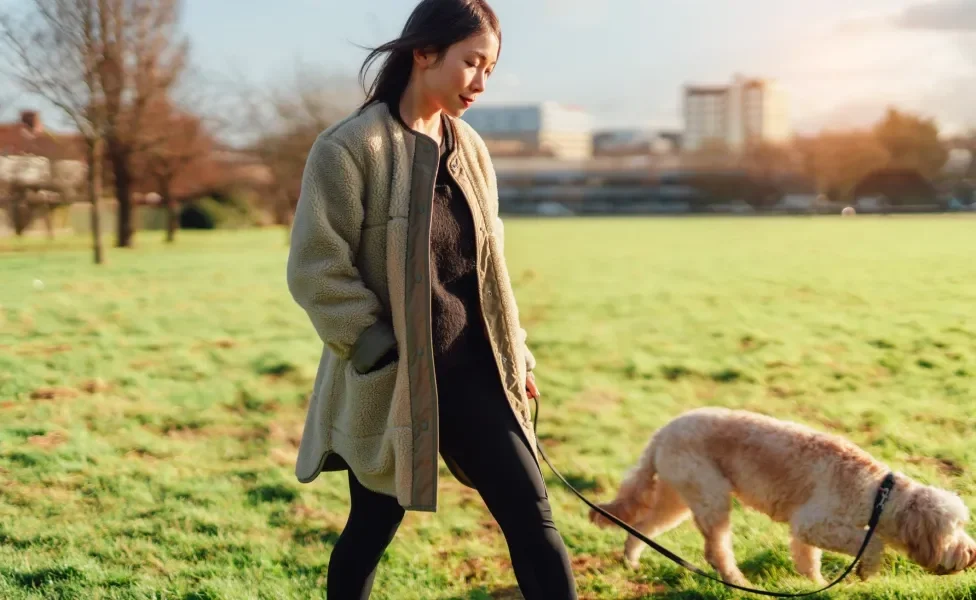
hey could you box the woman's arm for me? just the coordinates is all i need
[286,136,397,373]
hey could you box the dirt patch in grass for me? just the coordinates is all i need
[767,384,801,399]
[124,448,165,462]
[27,430,68,450]
[908,456,965,478]
[268,421,303,448]
[79,378,111,394]
[158,422,256,443]
[15,343,72,356]
[191,338,237,351]
[453,556,514,586]
[30,387,79,401]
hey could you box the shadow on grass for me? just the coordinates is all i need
[291,526,341,547]
[544,471,602,493]
[4,565,86,589]
[439,585,522,599]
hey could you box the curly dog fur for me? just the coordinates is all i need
[590,407,976,585]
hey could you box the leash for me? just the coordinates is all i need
[531,396,896,597]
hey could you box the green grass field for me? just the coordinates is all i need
[2,215,976,599]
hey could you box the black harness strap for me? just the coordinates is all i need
[532,397,896,597]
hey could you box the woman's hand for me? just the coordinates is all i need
[526,372,541,400]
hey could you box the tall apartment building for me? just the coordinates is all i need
[682,75,790,153]
[461,101,593,160]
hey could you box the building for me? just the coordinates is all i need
[461,101,593,160]
[592,128,679,157]
[682,75,790,153]
[0,110,86,189]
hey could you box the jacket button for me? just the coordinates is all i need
[421,420,429,431]
[415,275,422,283]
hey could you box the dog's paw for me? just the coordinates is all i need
[855,561,879,581]
[623,553,641,570]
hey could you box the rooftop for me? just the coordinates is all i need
[0,111,85,161]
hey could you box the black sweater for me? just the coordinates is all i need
[428,119,492,372]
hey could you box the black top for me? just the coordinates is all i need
[428,117,491,372]
[385,104,492,375]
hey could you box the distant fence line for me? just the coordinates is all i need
[3,191,974,238]
[0,200,168,238]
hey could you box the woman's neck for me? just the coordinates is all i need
[399,78,443,145]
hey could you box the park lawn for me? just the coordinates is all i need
[1,215,975,599]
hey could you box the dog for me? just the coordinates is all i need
[589,407,976,585]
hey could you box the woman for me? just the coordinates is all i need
[285,0,578,598]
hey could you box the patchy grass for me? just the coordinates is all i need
[2,216,976,599]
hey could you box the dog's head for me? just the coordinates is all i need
[894,484,975,574]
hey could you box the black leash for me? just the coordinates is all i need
[531,396,896,597]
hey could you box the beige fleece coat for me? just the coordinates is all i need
[286,101,539,512]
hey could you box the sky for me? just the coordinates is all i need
[2,0,975,135]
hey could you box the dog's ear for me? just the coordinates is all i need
[590,502,623,528]
[897,487,964,571]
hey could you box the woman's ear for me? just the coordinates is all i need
[413,48,435,69]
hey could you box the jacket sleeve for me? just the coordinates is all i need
[286,136,397,373]
[493,214,537,373]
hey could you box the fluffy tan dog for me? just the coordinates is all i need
[589,407,976,585]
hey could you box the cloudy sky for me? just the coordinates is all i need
[2,0,975,135]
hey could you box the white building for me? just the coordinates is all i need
[682,75,791,153]
[592,129,679,157]
[461,101,593,160]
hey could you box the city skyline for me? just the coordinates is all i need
[1,0,974,135]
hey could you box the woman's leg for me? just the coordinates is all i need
[439,366,578,600]
[327,469,405,600]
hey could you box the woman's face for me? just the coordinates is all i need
[417,30,499,118]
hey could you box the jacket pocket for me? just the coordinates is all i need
[350,320,397,374]
[334,359,398,439]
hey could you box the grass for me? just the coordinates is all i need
[1,215,976,599]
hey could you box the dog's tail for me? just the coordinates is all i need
[590,429,662,527]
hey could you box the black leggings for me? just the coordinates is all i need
[326,361,578,600]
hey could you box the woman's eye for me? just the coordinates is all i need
[466,61,476,67]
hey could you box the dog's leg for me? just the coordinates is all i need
[791,510,885,580]
[622,481,691,568]
[789,537,826,585]
[672,472,749,586]
[694,511,748,586]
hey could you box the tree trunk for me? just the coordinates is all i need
[110,144,135,248]
[12,190,29,236]
[163,181,178,243]
[43,200,54,240]
[88,138,104,265]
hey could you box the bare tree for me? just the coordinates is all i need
[237,62,357,226]
[1,0,108,264]
[97,0,189,248]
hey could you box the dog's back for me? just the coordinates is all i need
[649,407,887,522]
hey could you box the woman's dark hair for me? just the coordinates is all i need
[358,0,501,111]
